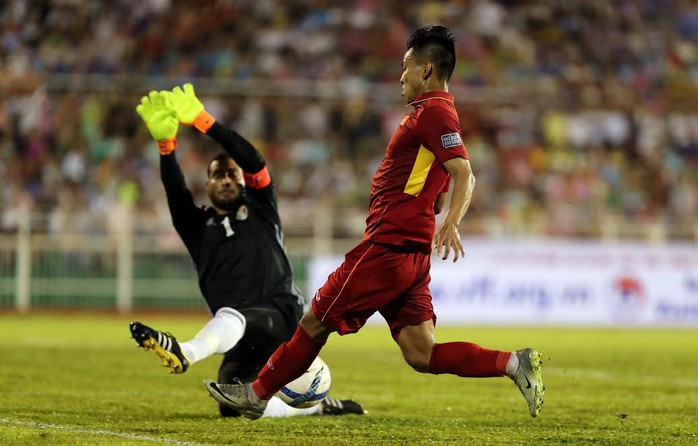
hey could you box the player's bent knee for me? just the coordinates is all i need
[299,310,330,340]
[402,351,431,373]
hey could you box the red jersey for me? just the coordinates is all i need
[363,91,468,252]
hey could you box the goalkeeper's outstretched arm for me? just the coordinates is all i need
[168,83,267,175]
[169,83,271,191]
[135,89,205,243]
[205,123,266,175]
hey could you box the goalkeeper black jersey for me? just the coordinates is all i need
[159,122,305,319]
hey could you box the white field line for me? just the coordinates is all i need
[0,418,212,446]
[545,367,698,388]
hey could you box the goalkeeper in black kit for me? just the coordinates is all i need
[132,84,364,418]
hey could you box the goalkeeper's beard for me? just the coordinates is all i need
[209,187,244,213]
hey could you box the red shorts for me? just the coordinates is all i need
[311,240,436,339]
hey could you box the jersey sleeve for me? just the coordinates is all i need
[205,121,277,208]
[413,105,468,164]
[206,122,267,181]
[160,152,207,254]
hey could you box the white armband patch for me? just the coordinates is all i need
[441,132,462,148]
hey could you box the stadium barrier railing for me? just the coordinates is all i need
[1,207,696,313]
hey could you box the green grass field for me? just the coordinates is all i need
[0,313,696,445]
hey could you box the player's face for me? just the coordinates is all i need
[207,159,244,212]
[400,48,424,104]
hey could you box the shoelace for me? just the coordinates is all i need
[216,379,248,398]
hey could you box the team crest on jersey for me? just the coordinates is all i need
[236,205,249,221]
[441,132,462,148]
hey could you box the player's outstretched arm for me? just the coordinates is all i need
[168,83,267,177]
[433,157,475,262]
[136,89,203,238]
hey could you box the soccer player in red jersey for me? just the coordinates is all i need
[204,25,545,418]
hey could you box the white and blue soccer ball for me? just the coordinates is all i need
[275,356,331,408]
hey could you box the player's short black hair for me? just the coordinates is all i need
[207,152,233,177]
[406,25,456,82]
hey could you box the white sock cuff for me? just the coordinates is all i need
[211,307,246,354]
[261,396,323,418]
[215,307,247,331]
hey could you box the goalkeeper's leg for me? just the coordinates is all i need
[179,307,246,365]
[130,307,245,374]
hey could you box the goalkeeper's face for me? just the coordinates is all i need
[207,159,245,212]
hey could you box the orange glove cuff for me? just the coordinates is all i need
[193,110,216,133]
[157,137,177,155]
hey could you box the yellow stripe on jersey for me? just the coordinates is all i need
[403,145,435,196]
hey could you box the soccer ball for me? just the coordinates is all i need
[275,356,331,408]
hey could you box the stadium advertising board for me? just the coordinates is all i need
[309,239,698,326]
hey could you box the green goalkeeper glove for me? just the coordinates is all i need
[169,83,216,133]
[135,91,179,155]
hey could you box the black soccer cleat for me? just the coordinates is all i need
[320,397,366,415]
[129,321,190,374]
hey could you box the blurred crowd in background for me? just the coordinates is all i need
[2,0,698,244]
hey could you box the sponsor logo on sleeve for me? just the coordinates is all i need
[441,132,462,148]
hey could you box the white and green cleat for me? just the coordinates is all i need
[203,379,266,420]
[511,348,545,417]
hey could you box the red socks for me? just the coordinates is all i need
[251,330,508,399]
[252,326,326,399]
[429,342,509,377]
